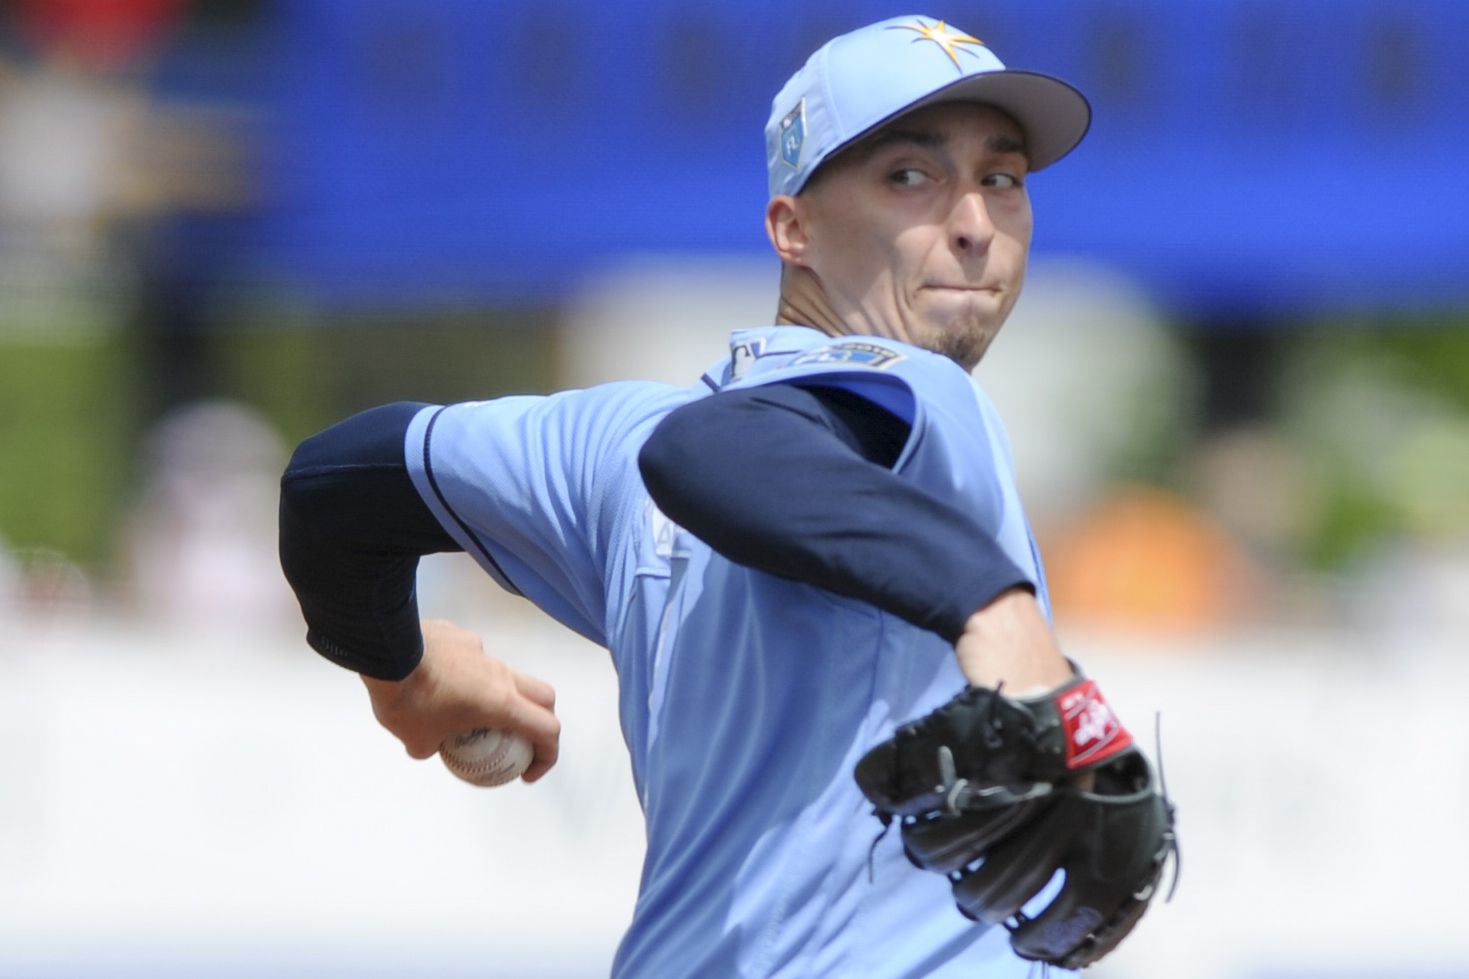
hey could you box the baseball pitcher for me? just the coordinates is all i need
[279,15,1176,977]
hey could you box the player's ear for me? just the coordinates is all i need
[766,194,811,267]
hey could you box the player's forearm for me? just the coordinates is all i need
[954,588,1074,696]
[278,401,462,680]
[638,383,1034,642]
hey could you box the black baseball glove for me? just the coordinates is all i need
[853,674,1178,970]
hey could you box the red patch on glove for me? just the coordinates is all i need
[1058,680,1133,770]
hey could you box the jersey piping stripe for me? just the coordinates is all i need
[421,406,524,596]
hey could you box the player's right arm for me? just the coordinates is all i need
[278,401,560,778]
[361,618,558,780]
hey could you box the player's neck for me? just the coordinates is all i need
[774,280,848,342]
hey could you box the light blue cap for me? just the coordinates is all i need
[766,15,1091,197]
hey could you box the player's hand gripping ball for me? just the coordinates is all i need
[854,673,1178,970]
[440,728,534,787]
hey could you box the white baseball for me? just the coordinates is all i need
[439,728,534,787]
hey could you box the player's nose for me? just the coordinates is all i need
[948,188,995,256]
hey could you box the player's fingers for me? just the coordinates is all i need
[524,723,560,781]
[405,739,441,761]
[505,674,558,779]
[514,672,556,711]
[522,740,555,776]
[507,697,560,782]
[523,755,555,783]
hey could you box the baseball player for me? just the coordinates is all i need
[279,15,1174,978]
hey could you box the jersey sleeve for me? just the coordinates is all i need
[722,334,1047,610]
[404,382,686,646]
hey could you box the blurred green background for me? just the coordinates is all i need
[7,305,1469,576]
[0,0,1465,634]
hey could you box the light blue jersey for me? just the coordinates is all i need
[405,326,1062,979]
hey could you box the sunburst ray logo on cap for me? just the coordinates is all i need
[887,18,984,70]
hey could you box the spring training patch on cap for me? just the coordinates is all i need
[778,99,806,170]
[887,18,985,71]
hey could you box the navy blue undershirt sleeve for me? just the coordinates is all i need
[280,385,1033,681]
[637,383,1033,643]
[278,401,461,680]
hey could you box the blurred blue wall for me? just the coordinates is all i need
[233,0,1469,313]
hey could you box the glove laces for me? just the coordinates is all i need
[864,814,892,883]
[1154,711,1182,902]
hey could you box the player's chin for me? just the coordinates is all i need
[916,322,997,372]
[911,298,1003,369]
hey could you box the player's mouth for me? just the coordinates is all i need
[922,282,1004,296]
[922,284,1001,296]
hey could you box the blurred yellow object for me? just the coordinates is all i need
[1046,485,1262,635]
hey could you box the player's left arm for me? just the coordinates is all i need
[641,384,1176,968]
[637,382,1069,690]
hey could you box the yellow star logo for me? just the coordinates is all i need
[887,19,985,70]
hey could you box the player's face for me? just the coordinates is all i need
[791,102,1033,370]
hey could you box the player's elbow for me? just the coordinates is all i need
[278,431,365,538]
[279,400,430,537]
[277,431,358,573]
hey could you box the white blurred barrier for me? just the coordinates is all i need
[0,611,645,978]
[1,609,1467,979]
[1069,628,1469,979]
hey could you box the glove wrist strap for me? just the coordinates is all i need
[1038,675,1134,771]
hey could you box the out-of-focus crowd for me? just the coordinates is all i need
[1,3,1466,644]
[0,1,277,629]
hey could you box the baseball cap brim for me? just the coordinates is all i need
[830,69,1091,176]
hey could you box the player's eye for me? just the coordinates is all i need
[889,167,929,188]
[982,172,1024,190]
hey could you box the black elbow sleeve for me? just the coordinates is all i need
[278,401,458,680]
